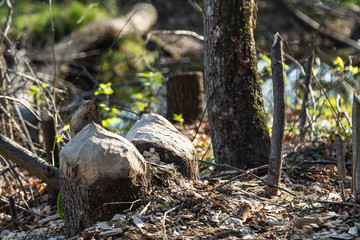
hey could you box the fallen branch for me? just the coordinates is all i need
[316,199,360,208]
[0,133,60,190]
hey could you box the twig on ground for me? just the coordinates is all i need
[215,164,269,189]
[97,199,143,212]
[198,160,296,196]
[0,164,16,175]
[138,201,151,217]
[0,196,48,217]
[162,204,183,240]
[315,199,360,208]
[0,155,28,201]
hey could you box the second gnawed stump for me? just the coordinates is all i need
[60,122,148,236]
[126,113,200,180]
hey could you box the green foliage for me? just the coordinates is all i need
[56,124,70,143]
[2,1,110,45]
[28,84,48,103]
[333,56,359,75]
[100,36,159,84]
[173,113,184,129]
[157,203,166,210]
[57,192,63,220]
[94,82,114,96]
[262,53,358,139]
[130,72,163,112]
[93,71,163,133]
[286,164,297,171]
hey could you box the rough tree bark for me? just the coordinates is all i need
[203,0,270,169]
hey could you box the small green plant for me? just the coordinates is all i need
[94,82,114,96]
[55,124,70,143]
[57,192,63,220]
[286,164,297,171]
[28,84,48,103]
[173,113,184,129]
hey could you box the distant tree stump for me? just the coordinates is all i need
[167,71,204,123]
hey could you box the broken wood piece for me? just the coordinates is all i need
[41,109,59,167]
[70,99,101,137]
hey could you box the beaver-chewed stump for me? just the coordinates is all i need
[59,122,148,237]
[126,113,199,180]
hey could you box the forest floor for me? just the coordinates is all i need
[0,1,359,239]
[1,118,359,240]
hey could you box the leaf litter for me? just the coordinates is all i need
[1,120,360,239]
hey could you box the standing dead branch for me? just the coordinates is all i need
[335,134,346,202]
[352,93,360,203]
[265,33,286,197]
[300,52,314,141]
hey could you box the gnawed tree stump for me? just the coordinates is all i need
[126,113,199,179]
[167,71,204,123]
[60,122,148,236]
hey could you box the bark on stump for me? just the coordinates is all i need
[167,71,204,123]
[60,123,148,236]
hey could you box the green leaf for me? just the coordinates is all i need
[158,203,166,209]
[173,113,183,122]
[57,192,63,220]
[132,92,143,100]
[63,124,70,131]
[55,134,64,143]
[333,56,344,71]
[95,82,113,96]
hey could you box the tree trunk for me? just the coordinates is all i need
[203,0,270,169]
[167,71,204,123]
